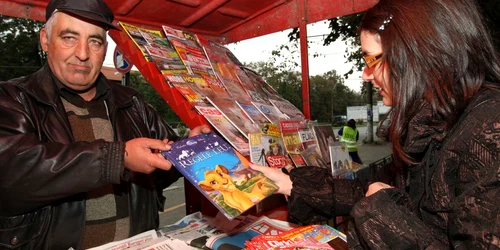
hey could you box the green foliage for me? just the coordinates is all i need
[0,15,45,80]
[128,72,183,126]
[246,62,364,124]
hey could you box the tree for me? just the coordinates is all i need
[0,15,45,80]
[129,72,184,127]
[285,0,500,95]
[246,62,364,123]
[246,61,303,111]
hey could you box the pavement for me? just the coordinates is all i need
[158,125,393,227]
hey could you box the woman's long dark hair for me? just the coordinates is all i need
[359,0,500,164]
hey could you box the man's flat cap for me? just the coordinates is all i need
[46,0,118,30]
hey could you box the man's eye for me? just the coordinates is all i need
[63,36,76,42]
[90,40,103,45]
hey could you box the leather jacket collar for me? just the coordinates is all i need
[18,65,136,109]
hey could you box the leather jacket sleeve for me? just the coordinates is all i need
[0,84,125,216]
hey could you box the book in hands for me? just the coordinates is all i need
[162,132,279,220]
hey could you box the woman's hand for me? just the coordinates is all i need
[365,182,393,197]
[188,124,211,137]
[249,163,293,196]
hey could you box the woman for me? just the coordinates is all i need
[250,0,500,248]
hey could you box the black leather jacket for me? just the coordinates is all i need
[0,65,182,249]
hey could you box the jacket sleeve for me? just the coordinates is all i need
[0,87,124,216]
[348,188,445,249]
[287,167,364,224]
[140,101,182,191]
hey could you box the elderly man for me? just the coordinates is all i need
[0,0,209,248]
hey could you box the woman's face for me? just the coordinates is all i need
[271,144,279,154]
[360,30,392,106]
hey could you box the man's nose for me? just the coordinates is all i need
[74,41,90,61]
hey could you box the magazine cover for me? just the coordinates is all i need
[118,22,151,61]
[329,142,352,176]
[205,215,293,250]
[313,125,336,165]
[162,132,278,220]
[162,74,204,104]
[242,67,283,101]
[195,105,249,155]
[252,101,289,126]
[269,99,306,121]
[235,100,270,127]
[279,120,307,168]
[206,97,259,139]
[162,25,215,77]
[301,146,329,169]
[246,224,347,250]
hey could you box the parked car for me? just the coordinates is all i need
[332,115,347,127]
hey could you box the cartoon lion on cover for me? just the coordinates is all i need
[198,164,272,213]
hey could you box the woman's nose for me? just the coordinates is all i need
[362,66,373,82]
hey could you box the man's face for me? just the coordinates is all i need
[40,12,107,98]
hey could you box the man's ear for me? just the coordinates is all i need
[40,27,49,52]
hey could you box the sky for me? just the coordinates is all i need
[103,20,364,92]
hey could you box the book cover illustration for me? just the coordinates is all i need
[206,97,260,139]
[313,125,336,164]
[195,105,249,155]
[162,132,278,220]
[252,101,289,126]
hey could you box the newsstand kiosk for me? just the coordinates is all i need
[0,0,378,219]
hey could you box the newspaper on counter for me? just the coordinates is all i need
[205,215,295,250]
[87,229,158,250]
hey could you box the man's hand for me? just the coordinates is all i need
[188,124,211,138]
[124,138,174,174]
[365,182,393,197]
[249,163,293,196]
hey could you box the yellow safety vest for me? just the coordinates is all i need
[340,126,358,152]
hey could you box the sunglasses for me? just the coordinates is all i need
[363,53,383,68]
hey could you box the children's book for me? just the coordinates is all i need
[162,132,279,220]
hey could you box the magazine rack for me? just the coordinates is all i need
[109,28,291,218]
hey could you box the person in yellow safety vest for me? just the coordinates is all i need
[338,119,363,164]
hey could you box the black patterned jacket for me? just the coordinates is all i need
[287,87,500,249]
